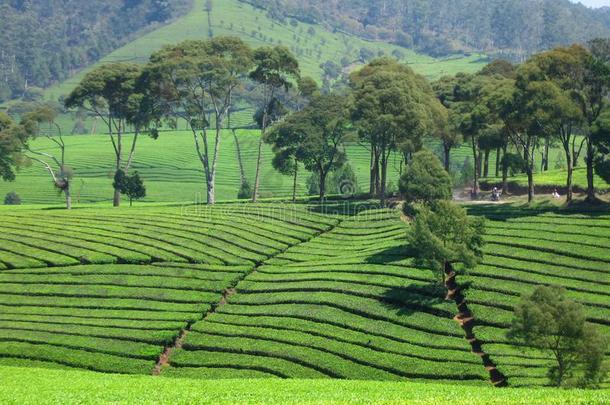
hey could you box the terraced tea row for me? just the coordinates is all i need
[457,206,610,387]
[0,202,608,386]
[0,204,337,269]
[0,204,337,373]
[165,208,489,383]
[164,204,609,387]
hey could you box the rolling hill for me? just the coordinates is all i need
[42,0,486,105]
[0,201,607,390]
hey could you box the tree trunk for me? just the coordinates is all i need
[252,136,264,202]
[585,138,596,202]
[129,198,133,207]
[543,138,550,172]
[501,145,509,195]
[526,168,534,203]
[495,146,501,178]
[483,149,490,178]
[319,170,327,202]
[207,177,215,205]
[443,142,451,172]
[292,161,298,203]
[562,141,573,203]
[471,138,479,198]
[369,146,376,196]
[374,153,380,197]
[65,185,72,210]
[113,186,121,207]
[380,152,388,204]
[233,129,245,186]
[252,115,267,202]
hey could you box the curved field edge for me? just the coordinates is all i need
[0,366,606,405]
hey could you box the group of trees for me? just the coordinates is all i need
[247,0,610,59]
[402,150,607,388]
[434,39,610,203]
[0,0,190,103]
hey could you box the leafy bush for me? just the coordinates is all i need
[238,180,252,200]
[4,192,21,205]
[399,150,452,205]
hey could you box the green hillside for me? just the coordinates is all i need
[2,130,607,206]
[0,201,607,389]
[43,0,486,103]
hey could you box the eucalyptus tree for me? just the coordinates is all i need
[350,58,441,202]
[65,63,156,207]
[145,37,253,204]
[294,94,350,201]
[517,48,586,202]
[19,106,74,209]
[265,78,319,202]
[249,46,300,202]
[432,76,463,172]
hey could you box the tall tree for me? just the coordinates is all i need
[20,106,73,209]
[592,107,610,185]
[508,286,607,388]
[407,201,485,284]
[294,94,350,201]
[250,46,300,202]
[145,37,253,204]
[432,76,463,172]
[265,78,319,202]
[65,63,148,207]
[350,58,440,203]
[0,112,25,182]
[451,73,498,198]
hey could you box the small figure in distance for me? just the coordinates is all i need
[491,187,500,202]
[552,188,561,199]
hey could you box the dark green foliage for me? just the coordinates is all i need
[246,0,610,59]
[114,170,146,206]
[4,192,21,205]
[501,153,527,176]
[0,112,24,181]
[0,0,190,102]
[592,108,610,185]
[237,179,252,200]
[329,163,359,197]
[399,150,452,205]
[407,201,485,282]
[508,286,607,388]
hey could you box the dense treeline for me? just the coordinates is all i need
[0,0,191,103]
[245,0,610,59]
[1,36,608,209]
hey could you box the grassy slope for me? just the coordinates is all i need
[2,130,608,206]
[0,366,607,405]
[44,0,486,102]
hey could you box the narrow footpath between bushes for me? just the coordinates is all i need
[152,217,345,375]
[444,262,508,387]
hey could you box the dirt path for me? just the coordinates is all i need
[444,263,508,387]
[152,217,345,375]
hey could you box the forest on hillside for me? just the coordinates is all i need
[0,0,191,103]
[247,0,610,59]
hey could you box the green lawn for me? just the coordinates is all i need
[0,366,607,404]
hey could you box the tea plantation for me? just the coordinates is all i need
[0,201,607,393]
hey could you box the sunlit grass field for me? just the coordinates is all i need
[0,366,607,405]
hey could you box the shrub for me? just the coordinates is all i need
[399,150,452,205]
[238,180,252,200]
[508,286,608,388]
[4,192,21,205]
